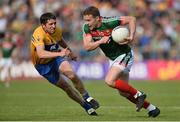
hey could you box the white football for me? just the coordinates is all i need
[111,26,129,43]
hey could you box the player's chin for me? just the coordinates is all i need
[50,30,55,34]
[89,26,94,30]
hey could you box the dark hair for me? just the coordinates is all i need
[83,6,100,17]
[40,12,56,24]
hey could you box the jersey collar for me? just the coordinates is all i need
[97,16,102,28]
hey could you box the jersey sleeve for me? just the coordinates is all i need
[106,16,121,28]
[82,24,90,34]
[31,29,45,47]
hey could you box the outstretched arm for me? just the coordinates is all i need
[36,45,70,58]
[59,37,71,50]
[59,38,77,60]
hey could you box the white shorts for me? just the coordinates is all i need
[0,58,13,81]
[0,58,13,68]
[109,50,134,73]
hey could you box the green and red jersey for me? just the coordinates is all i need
[83,16,131,60]
[0,40,16,58]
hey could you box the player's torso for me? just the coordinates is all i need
[31,26,62,65]
[43,32,61,52]
[84,17,131,60]
[1,41,15,58]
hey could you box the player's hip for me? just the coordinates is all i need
[0,58,13,67]
[109,50,134,73]
[34,57,67,84]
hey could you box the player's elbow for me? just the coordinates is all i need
[37,51,45,58]
[37,52,44,58]
[84,46,94,52]
[83,44,92,51]
[84,47,91,51]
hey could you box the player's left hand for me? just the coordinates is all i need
[119,36,133,45]
[69,52,77,61]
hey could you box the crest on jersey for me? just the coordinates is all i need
[37,36,40,41]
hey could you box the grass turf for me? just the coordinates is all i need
[0,80,180,121]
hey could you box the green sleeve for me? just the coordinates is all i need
[82,24,90,34]
[104,16,121,28]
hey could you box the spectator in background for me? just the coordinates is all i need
[151,24,172,59]
[0,32,16,87]
[0,8,7,41]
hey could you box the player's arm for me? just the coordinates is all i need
[32,29,70,58]
[59,37,77,60]
[59,37,71,51]
[83,33,109,51]
[36,45,70,58]
[120,16,136,43]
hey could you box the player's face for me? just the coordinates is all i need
[42,19,56,34]
[83,15,99,30]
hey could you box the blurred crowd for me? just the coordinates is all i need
[0,0,179,63]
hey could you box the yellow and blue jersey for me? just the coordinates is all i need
[30,26,62,65]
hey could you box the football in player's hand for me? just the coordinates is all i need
[111,26,129,43]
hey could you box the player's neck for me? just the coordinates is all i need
[41,26,51,35]
[97,17,102,28]
[41,26,48,33]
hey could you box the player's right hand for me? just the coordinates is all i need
[68,52,77,61]
[100,36,110,44]
[60,48,70,57]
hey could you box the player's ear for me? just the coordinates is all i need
[41,24,45,28]
[41,24,47,30]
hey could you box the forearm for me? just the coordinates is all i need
[84,40,101,51]
[129,17,136,38]
[59,38,71,51]
[38,50,62,58]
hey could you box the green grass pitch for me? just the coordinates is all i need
[0,80,180,121]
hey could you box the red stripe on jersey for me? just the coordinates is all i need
[90,29,112,37]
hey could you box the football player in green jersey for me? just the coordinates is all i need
[82,6,160,117]
[0,32,16,87]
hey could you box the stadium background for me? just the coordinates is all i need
[0,0,180,121]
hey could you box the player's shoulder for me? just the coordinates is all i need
[32,26,46,42]
[101,16,120,23]
[34,26,43,33]
[33,26,45,36]
[82,24,90,33]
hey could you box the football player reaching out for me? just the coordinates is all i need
[82,6,160,117]
[30,12,99,116]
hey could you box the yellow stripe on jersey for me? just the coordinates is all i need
[30,26,62,65]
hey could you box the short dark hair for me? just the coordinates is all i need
[40,12,56,24]
[83,6,100,17]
